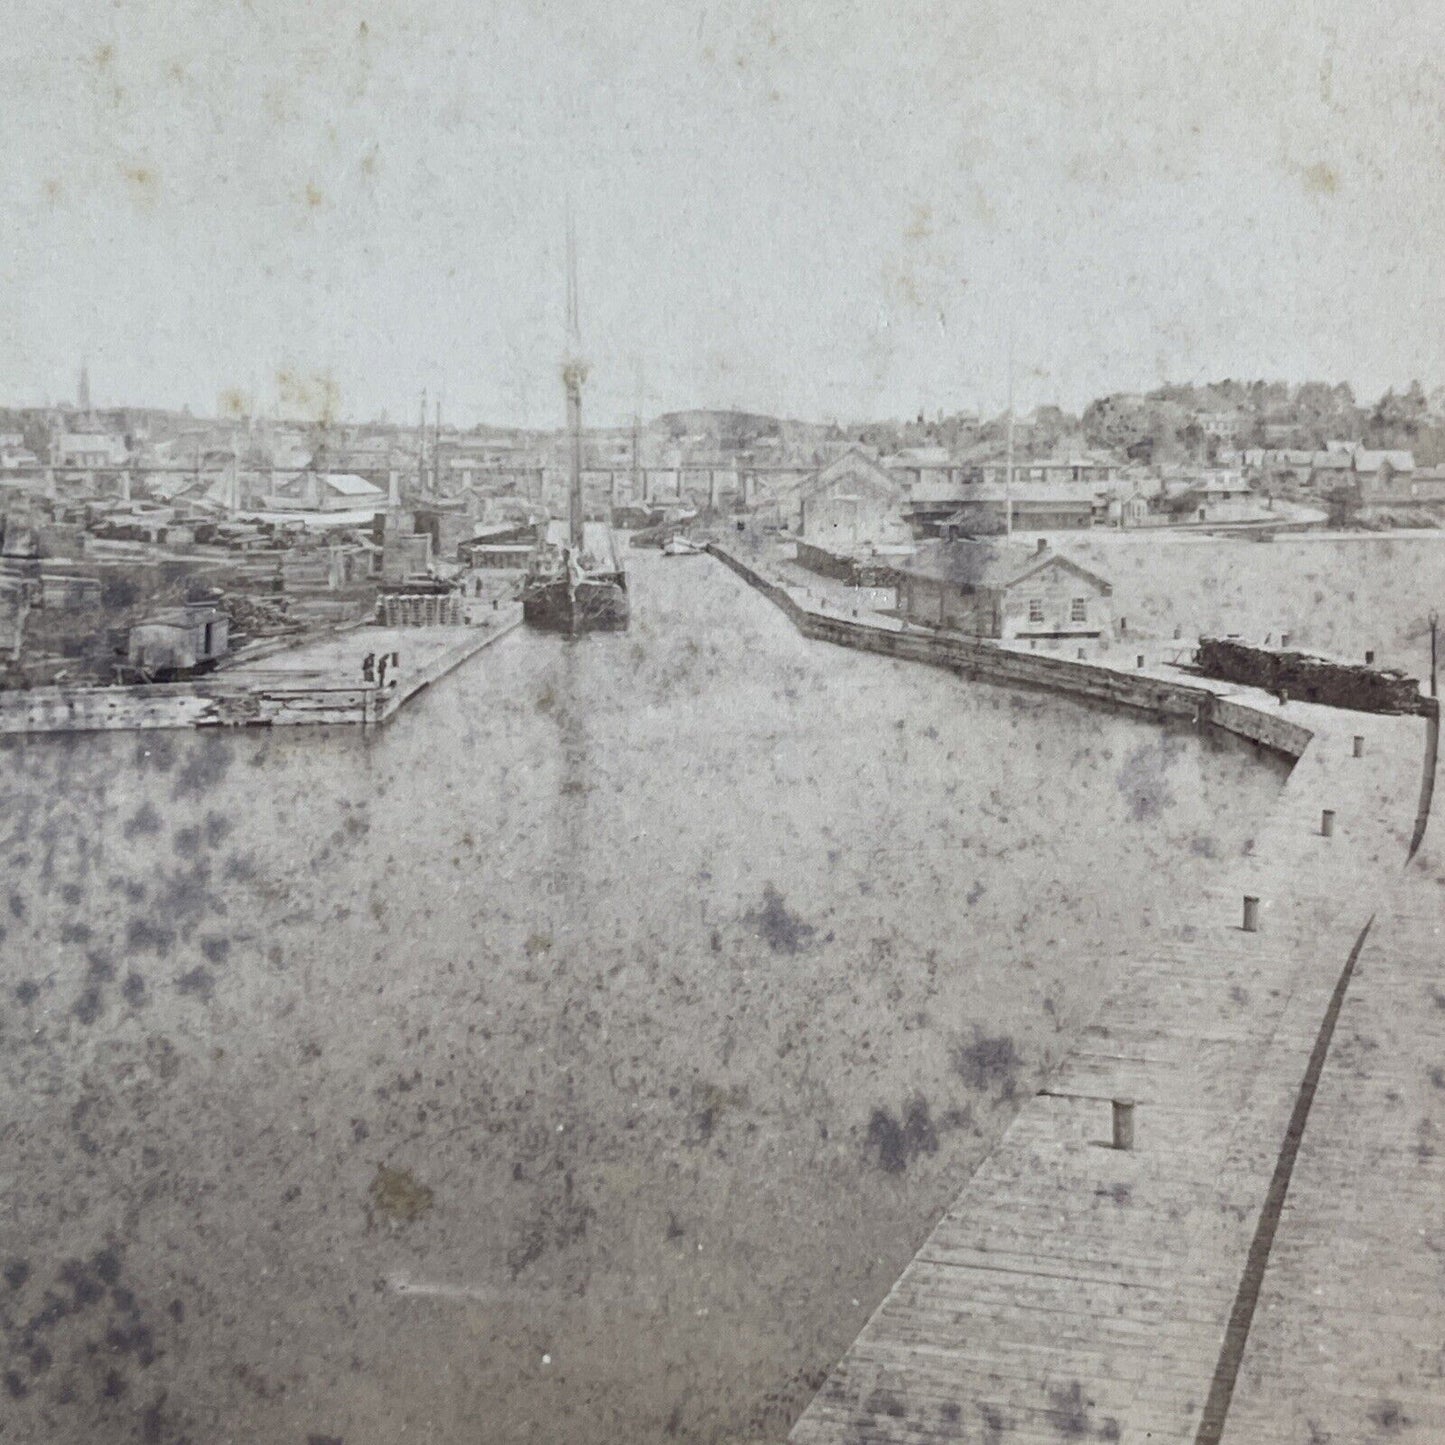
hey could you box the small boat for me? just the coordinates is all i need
[660,535,705,557]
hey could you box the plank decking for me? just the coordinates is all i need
[790,706,1432,1444]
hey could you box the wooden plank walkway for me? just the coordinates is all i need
[1218,826,1445,1443]
[789,705,1431,1445]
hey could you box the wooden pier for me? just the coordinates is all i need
[703,545,1442,1444]
[0,608,521,733]
[1217,836,1445,1443]
[789,703,1432,1443]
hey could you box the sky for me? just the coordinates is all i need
[3,0,1445,427]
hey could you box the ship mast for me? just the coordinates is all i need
[563,208,586,551]
[632,357,643,508]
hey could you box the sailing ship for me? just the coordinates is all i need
[520,218,630,633]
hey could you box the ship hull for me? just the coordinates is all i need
[521,575,629,633]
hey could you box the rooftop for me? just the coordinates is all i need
[896,537,1105,590]
[319,472,385,497]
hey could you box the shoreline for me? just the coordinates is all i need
[0,611,523,735]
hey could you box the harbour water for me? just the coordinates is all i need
[0,550,1288,1444]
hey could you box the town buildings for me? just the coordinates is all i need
[795,449,911,549]
[264,470,387,513]
[53,431,128,469]
[935,484,1097,535]
[127,600,230,678]
[896,538,1113,640]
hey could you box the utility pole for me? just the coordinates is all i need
[632,357,643,507]
[433,393,442,497]
[1004,328,1015,540]
[1430,608,1439,698]
[416,388,427,500]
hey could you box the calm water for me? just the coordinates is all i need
[0,551,1287,1444]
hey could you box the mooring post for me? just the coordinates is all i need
[1278,688,1289,705]
[1242,895,1260,932]
[1365,649,1375,665]
[1281,631,1291,647]
[1321,809,1336,837]
[1136,654,1145,669]
[1353,735,1365,757]
[1112,1098,1135,1151]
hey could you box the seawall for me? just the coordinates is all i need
[709,543,1314,758]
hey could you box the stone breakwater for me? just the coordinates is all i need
[707,544,1317,759]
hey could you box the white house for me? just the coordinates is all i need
[55,432,128,468]
[793,448,910,549]
[896,538,1113,639]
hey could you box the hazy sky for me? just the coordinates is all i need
[4,0,1445,426]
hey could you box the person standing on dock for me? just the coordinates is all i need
[362,652,375,684]
[377,653,388,688]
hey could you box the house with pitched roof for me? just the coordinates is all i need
[791,448,909,547]
[1354,448,1416,502]
[1359,462,1445,509]
[895,537,1113,639]
[265,471,386,513]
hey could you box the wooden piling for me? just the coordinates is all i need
[1112,1098,1135,1151]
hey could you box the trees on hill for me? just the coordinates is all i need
[847,379,1445,463]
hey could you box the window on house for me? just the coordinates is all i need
[1071,597,1087,622]
[1028,598,1043,623]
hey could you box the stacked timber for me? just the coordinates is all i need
[1197,636,1424,713]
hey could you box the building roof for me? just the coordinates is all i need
[1031,455,1118,470]
[135,604,225,629]
[1355,449,1415,472]
[890,447,954,465]
[948,481,1104,505]
[243,508,382,528]
[322,472,385,497]
[58,432,126,454]
[896,539,1111,592]
[798,447,901,501]
[907,481,971,505]
[1195,472,1252,493]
